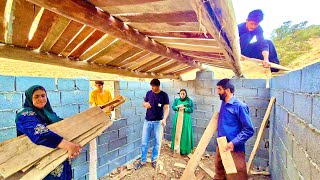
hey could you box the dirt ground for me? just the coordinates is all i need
[101,140,271,180]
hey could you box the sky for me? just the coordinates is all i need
[232,0,320,39]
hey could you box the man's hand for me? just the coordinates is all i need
[262,59,271,68]
[110,105,115,111]
[224,142,234,152]
[144,102,151,109]
[160,119,166,127]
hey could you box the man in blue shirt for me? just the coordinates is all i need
[238,9,280,72]
[135,79,169,170]
[214,79,254,179]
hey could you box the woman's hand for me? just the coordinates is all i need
[58,139,82,159]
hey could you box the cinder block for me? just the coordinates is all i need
[229,79,242,89]
[195,88,213,96]
[98,149,118,166]
[131,98,143,107]
[61,91,89,105]
[0,111,16,128]
[119,90,134,99]
[75,78,89,91]
[288,70,302,92]
[128,81,141,89]
[311,162,320,180]
[121,108,136,118]
[312,95,320,130]
[98,130,118,145]
[108,137,127,151]
[301,62,320,93]
[97,164,109,179]
[127,131,141,143]
[184,88,195,96]
[118,127,129,139]
[108,156,126,173]
[192,110,206,119]
[46,91,60,106]
[127,115,141,126]
[119,143,134,156]
[0,127,16,142]
[196,119,209,128]
[194,80,204,88]
[294,94,312,123]
[114,81,128,90]
[270,90,284,105]
[135,107,145,116]
[292,143,311,179]
[107,119,127,132]
[0,92,23,110]
[53,104,79,118]
[193,126,205,136]
[57,78,75,91]
[97,143,108,155]
[235,88,258,97]
[133,139,141,149]
[279,107,289,126]
[242,79,266,88]
[283,133,294,158]
[190,95,204,105]
[202,80,216,89]
[140,82,150,90]
[0,75,15,91]
[126,148,140,162]
[305,127,320,165]
[162,81,174,88]
[187,80,194,87]
[196,71,214,80]
[195,104,213,112]
[286,155,299,180]
[256,108,267,118]
[244,98,269,108]
[203,96,220,105]
[283,92,294,112]
[134,89,147,98]
[16,76,56,91]
[253,157,269,168]
[173,80,188,88]
[72,162,89,180]
[72,151,87,166]
[258,88,270,98]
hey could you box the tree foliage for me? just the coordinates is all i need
[271,21,320,66]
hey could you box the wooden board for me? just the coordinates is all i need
[174,67,197,75]
[154,125,164,178]
[39,15,71,52]
[217,136,237,174]
[0,0,7,43]
[49,21,84,55]
[107,47,143,66]
[11,0,41,47]
[147,59,176,72]
[180,113,218,180]
[144,31,213,39]
[247,97,275,174]
[117,50,150,67]
[152,37,218,47]
[158,64,188,74]
[88,0,162,7]
[69,30,105,59]
[60,26,95,57]
[123,53,160,70]
[94,43,134,65]
[127,22,199,32]
[163,42,222,53]
[187,154,215,178]
[89,138,97,180]
[27,9,59,49]
[134,57,168,72]
[246,58,292,71]
[174,109,184,154]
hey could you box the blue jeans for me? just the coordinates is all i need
[141,120,162,163]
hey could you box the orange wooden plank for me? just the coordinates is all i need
[147,60,176,72]
[49,21,84,55]
[60,26,94,57]
[27,9,59,49]
[117,50,150,67]
[143,31,213,39]
[68,30,105,59]
[125,53,160,70]
[0,0,6,43]
[134,57,168,72]
[160,64,189,74]
[116,10,197,23]
[152,61,180,73]
[172,66,196,75]
[107,47,143,66]
[88,0,161,6]
[12,0,41,47]
[94,43,134,64]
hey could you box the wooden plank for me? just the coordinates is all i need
[69,30,105,59]
[116,10,197,23]
[153,126,163,178]
[79,34,117,61]
[93,0,193,14]
[88,0,161,7]
[87,39,127,63]
[153,62,184,74]
[107,47,142,66]
[173,67,197,75]
[246,58,292,71]
[117,50,150,67]
[187,154,215,179]
[160,64,189,74]
[179,50,225,58]
[27,9,60,49]
[146,59,176,72]
[94,43,134,65]
[174,163,186,169]
[60,26,95,57]
[152,37,218,47]
[217,136,237,174]
[134,57,168,72]
[247,97,276,174]
[181,113,218,180]
[89,138,97,180]
[10,0,40,47]
[174,109,184,154]
[124,53,160,70]
[0,0,7,43]
[27,0,205,70]
[0,45,179,79]
[170,66,194,74]
[127,22,199,32]
[49,21,84,55]
[144,31,213,39]
[40,15,71,52]
[164,43,223,53]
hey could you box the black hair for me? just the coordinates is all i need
[95,81,104,85]
[150,79,160,86]
[33,86,46,94]
[247,9,264,23]
[217,79,235,93]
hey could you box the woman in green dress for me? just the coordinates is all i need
[171,89,194,155]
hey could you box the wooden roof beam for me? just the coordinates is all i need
[27,0,205,70]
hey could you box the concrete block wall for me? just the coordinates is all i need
[0,75,91,180]
[162,71,271,168]
[269,62,320,180]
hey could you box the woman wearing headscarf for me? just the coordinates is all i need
[16,85,82,179]
[171,89,194,155]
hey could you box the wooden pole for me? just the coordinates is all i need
[217,136,237,174]
[89,138,97,180]
[246,58,292,71]
[154,125,164,179]
[173,109,184,156]
[247,97,276,174]
[180,113,218,180]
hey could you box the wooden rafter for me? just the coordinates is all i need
[127,53,161,70]
[144,31,213,39]
[107,47,143,66]
[117,50,149,67]
[134,57,168,72]
[0,0,7,43]
[146,59,176,72]
[173,66,197,75]
[127,22,199,32]
[0,45,179,79]
[87,0,160,7]
[152,37,218,47]
[93,43,134,64]
[27,0,204,70]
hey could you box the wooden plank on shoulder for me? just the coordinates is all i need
[40,15,71,52]
[27,9,60,49]
[49,21,84,55]
[11,0,41,47]
[217,136,237,174]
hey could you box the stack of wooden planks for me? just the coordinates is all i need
[0,95,126,180]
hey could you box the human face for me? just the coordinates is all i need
[217,86,227,101]
[151,85,160,93]
[32,89,47,109]
[179,91,186,99]
[95,83,104,91]
[246,20,259,32]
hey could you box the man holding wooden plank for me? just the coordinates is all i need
[89,81,114,117]
[214,79,254,179]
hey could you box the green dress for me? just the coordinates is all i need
[171,97,194,155]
